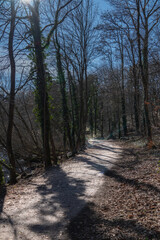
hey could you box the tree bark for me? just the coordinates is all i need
[7,0,17,184]
[56,37,73,153]
[136,0,152,143]
[30,1,51,167]
[130,39,140,133]
[121,54,128,136]
[101,102,104,138]
[119,34,128,136]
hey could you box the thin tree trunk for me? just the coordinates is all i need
[89,97,94,138]
[101,102,104,138]
[82,55,88,145]
[94,92,98,136]
[132,59,140,133]
[120,35,127,136]
[50,133,57,164]
[7,0,17,184]
[67,69,76,153]
[128,35,140,133]
[56,37,73,153]
[136,0,152,144]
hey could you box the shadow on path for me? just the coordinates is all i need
[87,143,140,171]
[66,142,160,240]
[27,141,123,239]
[105,169,160,195]
[28,167,86,239]
[0,185,6,214]
[67,203,160,240]
[1,140,147,240]
[85,153,124,168]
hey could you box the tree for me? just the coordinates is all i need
[97,15,129,136]
[97,0,160,142]
[135,0,160,145]
[58,0,96,148]
[7,0,17,183]
[54,31,73,153]
[22,0,81,165]
[28,0,52,167]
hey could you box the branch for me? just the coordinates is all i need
[44,0,82,48]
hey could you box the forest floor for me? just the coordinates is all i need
[66,137,160,240]
[0,138,160,240]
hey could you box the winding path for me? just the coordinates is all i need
[0,139,122,240]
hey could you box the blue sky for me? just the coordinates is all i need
[93,0,109,22]
[94,0,110,12]
[93,0,111,22]
[96,0,107,10]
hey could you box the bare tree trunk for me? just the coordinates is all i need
[134,84,140,133]
[67,68,79,153]
[79,74,85,146]
[101,102,104,138]
[130,42,140,133]
[121,55,128,136]
[68,70,76,152]
[55,37,73,153]
[50,133,57,164]
[119,34,128,136]
[94,92,98,136]
[7,0,17,184]
[89,96,94,138]
[30,1,51,167]
[82,55,88,145]
[136,0,152,144]
[66,66,79,153]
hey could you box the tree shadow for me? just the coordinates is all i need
[87,141,141,171]
[1,140,151,239]
[87,151,140,170]
[0,167,87,240]
[0,212,18,240]
[26,141,125,238]
[85,152,124,168]
[27,142,160,239]
[74,154,160,196]
[105,169,160,194]
[75,155,114,173]
[91,144,123,154]
[27,166,86,239]
[0,186,19,240]
[67,203,160,240]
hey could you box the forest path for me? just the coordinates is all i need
[0,139,123,240]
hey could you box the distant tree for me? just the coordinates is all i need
[97,0,160,142]
[58,0,96,148]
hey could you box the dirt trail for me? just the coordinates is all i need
[0,139,122,240]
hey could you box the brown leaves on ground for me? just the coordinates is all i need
[67,141,160,240]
